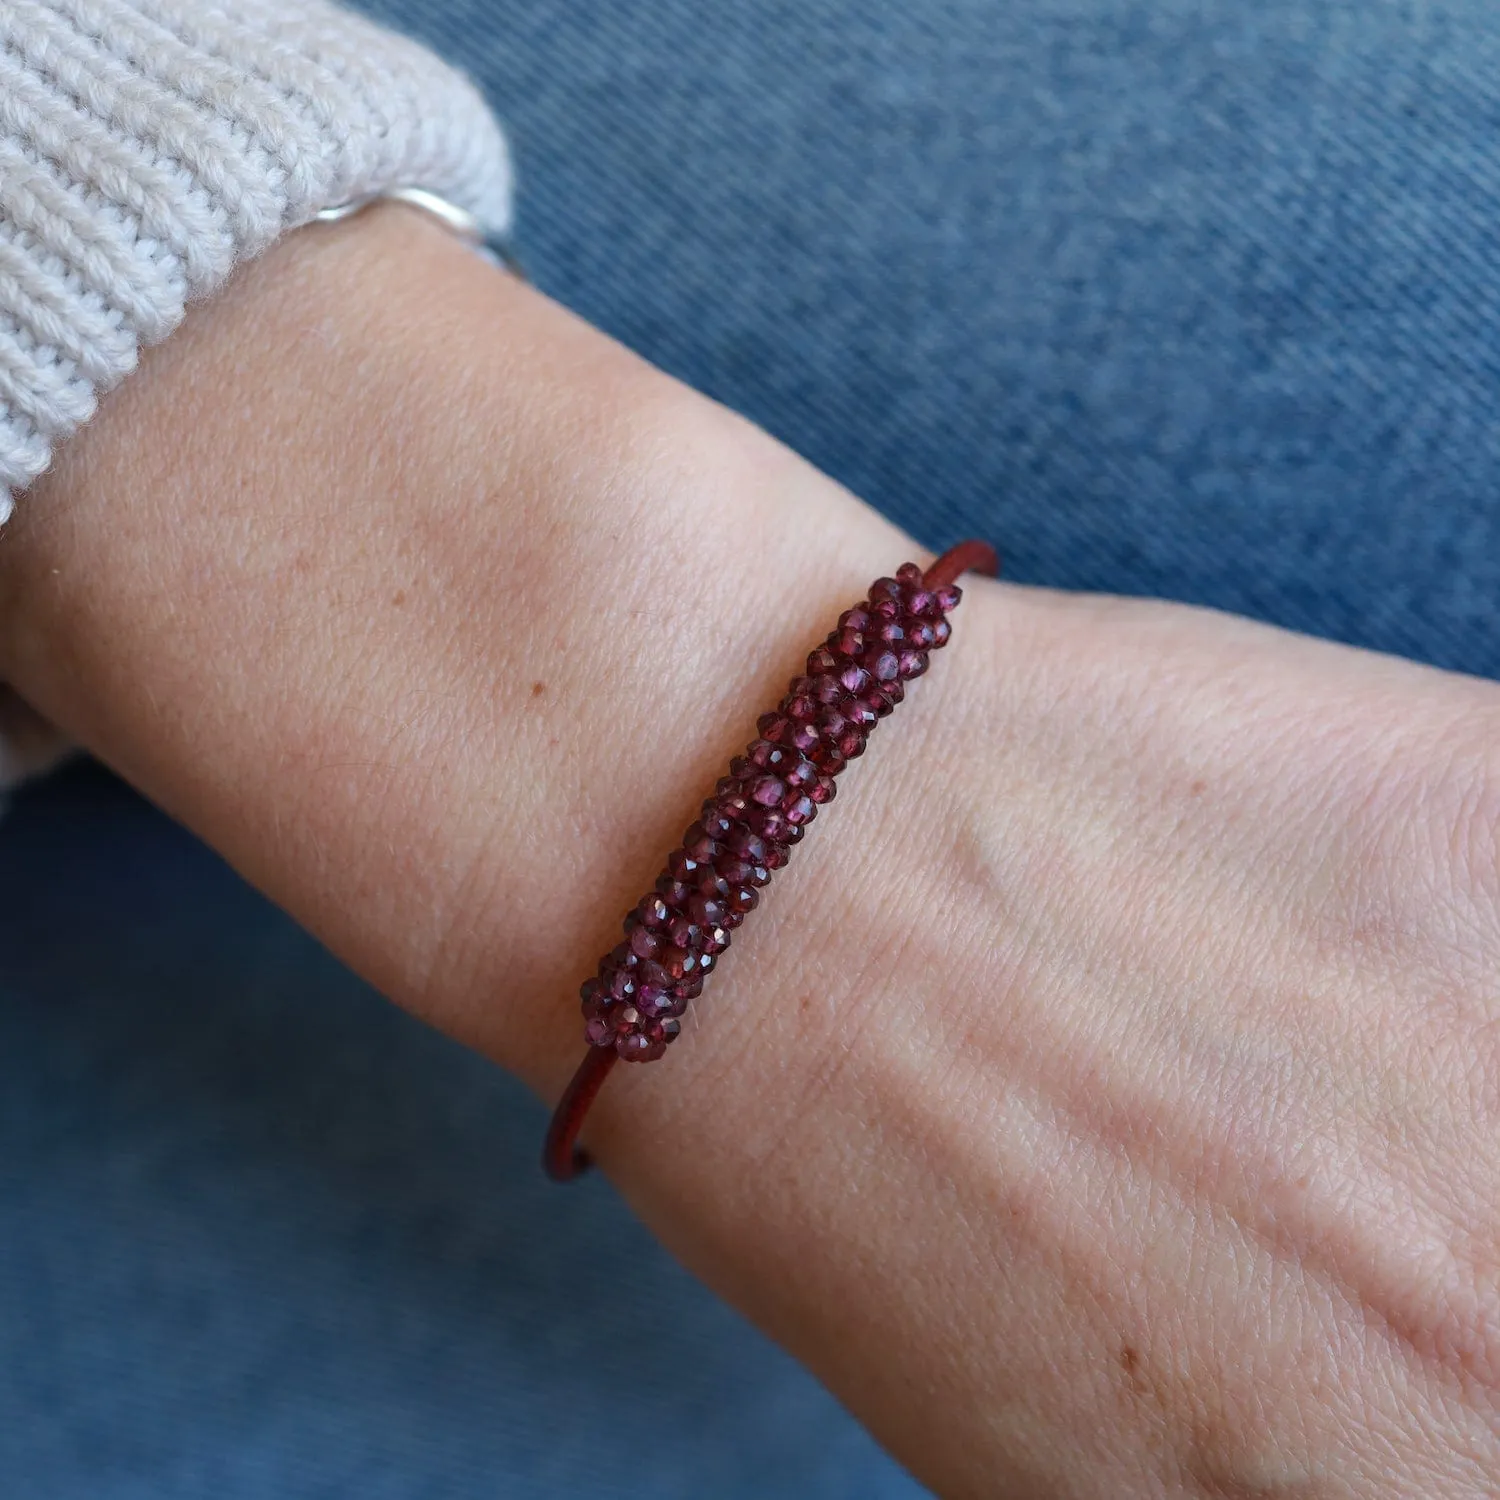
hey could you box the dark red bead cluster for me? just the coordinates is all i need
[577,561,963,1062]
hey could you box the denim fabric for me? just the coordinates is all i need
[6,2,1500,1496]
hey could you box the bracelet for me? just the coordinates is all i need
[543,539,1000,1181]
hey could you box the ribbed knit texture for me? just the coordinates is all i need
[0,0,514,518]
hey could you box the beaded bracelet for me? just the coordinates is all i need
[543,539,999,1181]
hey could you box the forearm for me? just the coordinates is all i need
[5,204,1498,1498]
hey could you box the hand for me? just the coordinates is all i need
[3,205,1496,1497]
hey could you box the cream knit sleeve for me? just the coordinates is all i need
[0,0,513,787]
[0,0,513,516]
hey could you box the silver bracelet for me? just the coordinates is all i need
[314,189,524,279]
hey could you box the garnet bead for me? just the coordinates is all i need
[682,830,720,863]
[783,793,817,826]
[749,775,786,806]
[687,893,725,926]
[789,721,820,753]
[726,826,768,864]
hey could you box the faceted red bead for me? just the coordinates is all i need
[808,742,847,774]
[871,596,901,622]
[630,926,661,961]
[783,793,817,826]
[935,583,962,611]
[661,945,697,981]
[683,830,720,863]
[831,626,865,658]
[783,756,817,789]
[786,695,817,722]
[789,722,820,753]
[757,712,791,742]
[637,986,686,1019]
[727,884,759,916]
[668,915,702,952]
[842,697,879,731]
[838,606,872,632]
[751,807,789,840]
[656,876,692,908]
[870,577,902,601]
[931,617,952,647]
[617,1030,664,1062]
[810,674,845,706]
[726,826,767,864]
[806,645,839,676]
[875,619,906,645]
[748,740,790,772]
[897,649,930,680]
[585,1016,618,1048]
[640,895,671,930]
[903,588,937,618]
[713,854,753,887]
[673,976,705,1001]
[838,662,871,695]
[815,707,846,739]
[749,775,786,806]
[810,774,837,803]
[863,687,896,719]
[835,727,867,759]
[686,893,725,926]
[896,561,923,584]
[905,618,938,650]
[604,965,638,1003]
[667,850,704,882]
[579,978,604,1015]
[760,842,790,869]
[869,650,900,682]
[719,795,753,827]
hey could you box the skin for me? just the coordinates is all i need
[2,205,1497,1497]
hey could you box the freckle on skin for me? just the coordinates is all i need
[392,589,407,607]
[1190,780,1207,796]
[532,681,546,697]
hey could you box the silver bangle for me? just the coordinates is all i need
[313,188,524,278]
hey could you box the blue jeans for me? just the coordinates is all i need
[4,3,1498,1495]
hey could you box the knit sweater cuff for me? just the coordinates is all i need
[0,0,513,789]
[0,0,513,517]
